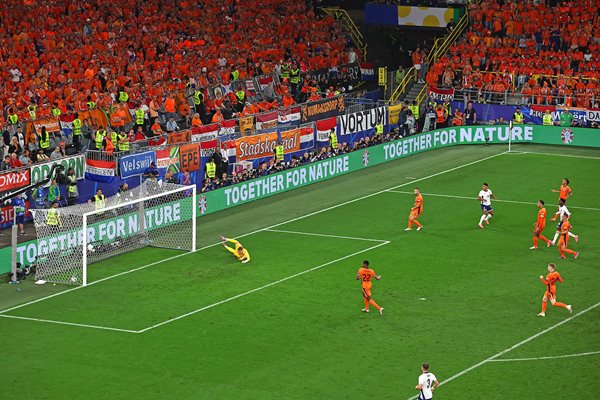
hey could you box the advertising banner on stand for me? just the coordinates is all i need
[119,151,156,178]
[301,96,345,123]
[30,155,86,186]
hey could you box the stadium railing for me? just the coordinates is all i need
[321,7,367,61]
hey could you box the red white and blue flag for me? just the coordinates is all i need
[85,158,116,183]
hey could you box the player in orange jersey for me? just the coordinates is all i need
[557,215,580,259]
[356,260,384,315]
[530,200,552,249]
[537,263,572,317]
[551,178,572,203]
[405,188,424,231]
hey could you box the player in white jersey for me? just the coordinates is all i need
[478,183,496,229]
[415,363,438,400]
[550,198,578,245]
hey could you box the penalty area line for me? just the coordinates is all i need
[0,313,138,334]
[488,350,600,363]
[265,229,390,243]
[403,301,600,400]
[387,190,600,212]
[136,241,390,334]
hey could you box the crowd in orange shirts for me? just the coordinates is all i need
[426,0,600,107]
[0,0,348,122]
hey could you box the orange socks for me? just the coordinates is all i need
[533,237,538,247]
[407,220,412,229]
[540,235,550,244]
[364,298,369,310]
[413,219,422,228]
[369,299,381,310]
[564,249,577,256]
[541,301,547,313]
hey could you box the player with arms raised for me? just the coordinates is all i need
[478,183,496,229]
[530,200,552,249]
[220,236,250,263]
[415,363,438,400]
[405,188,424,231]
[356,260,383,315]
[537,263,572,317]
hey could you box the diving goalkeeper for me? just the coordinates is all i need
[220,236,250,263]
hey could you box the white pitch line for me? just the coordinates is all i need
[0,150,507,317]
[404,301,600,400]
[488,350,600,363]
[137,241,391,333]
[509,150,600,160]
[0,313,138,334]
[265,229,389,243]
[387,190,600,212]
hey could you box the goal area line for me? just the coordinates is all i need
[1,231,391,334]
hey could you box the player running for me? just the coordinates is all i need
[415,363,438,400]
[478,183,496,229]
[557,215,580,259]
[550,199,578,245]
[537,263,572,317]
[220,236,251,263]
[551,178,572,203]
[530,200,552,249]
[405,188,424,231]
[356,260,383,315]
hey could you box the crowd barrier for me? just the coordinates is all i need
[2,123,599,273]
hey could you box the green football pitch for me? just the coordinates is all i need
[1,143,599,400]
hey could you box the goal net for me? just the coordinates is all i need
[31,181,197,286]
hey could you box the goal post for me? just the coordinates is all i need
[32,182,197,286]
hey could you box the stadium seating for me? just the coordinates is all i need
[0,0,348,121]
[427,0,600,107]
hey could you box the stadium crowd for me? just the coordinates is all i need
[0,0,359,171]
[426,0,600,107]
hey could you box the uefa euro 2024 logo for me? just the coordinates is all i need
[362,150,370,167]
[561,128,574,144]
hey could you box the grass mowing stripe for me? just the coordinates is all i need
[0,150,508,316]
[0,314,139,333]
[508,150,600,160]
[137,241,391,333]
[387,190,600,211]
[488,350,600,363]
[403,301,600,400]
[265,229,390,243]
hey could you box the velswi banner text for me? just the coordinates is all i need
[119,151,156,178]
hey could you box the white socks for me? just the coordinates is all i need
[552,232,559,243]
[486,214,492,220]
[568,232,576,238]
[479,215,486,224]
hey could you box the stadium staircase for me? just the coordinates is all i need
[322,7,368,60]
[388,0,482,105]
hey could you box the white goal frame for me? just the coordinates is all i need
[80,184,197,286]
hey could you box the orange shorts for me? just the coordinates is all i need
[558,236,568,247]
[544,290,556,300]
[533,224,545,235]
[362,288,372,298]
[410,209,422,219]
